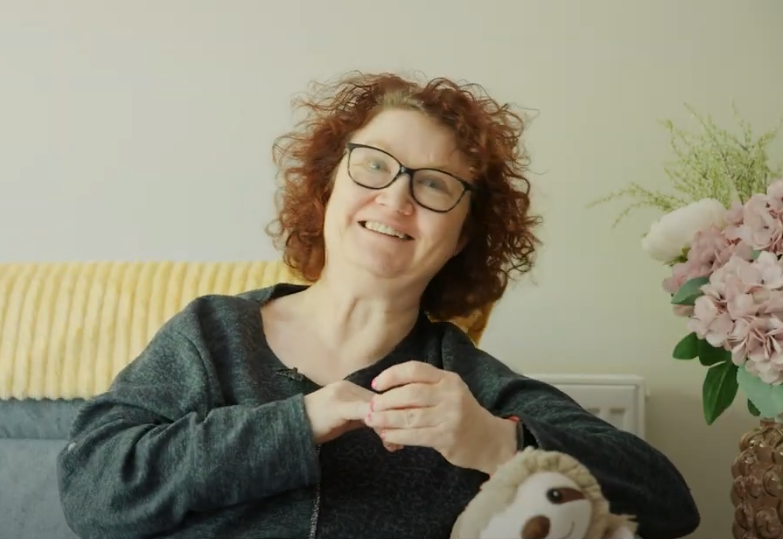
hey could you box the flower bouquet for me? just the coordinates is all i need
[591,104,783,425]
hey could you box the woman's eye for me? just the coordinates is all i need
[419,176,447,192]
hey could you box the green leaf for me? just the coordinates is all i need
[698,340,731,366]
[666,249,689,266]
[672,333,699,359]
[748,399,761,417]
[703,361,739,425]
[671,276,710,306]
[752,250,761,260]
[737,366,783,418]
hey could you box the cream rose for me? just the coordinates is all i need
[641,198,728,263]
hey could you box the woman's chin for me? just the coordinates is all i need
[343,237,412,276]
[352,255,411,281]
[333,249,417,284]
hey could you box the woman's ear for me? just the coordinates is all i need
[452,235,468,258]
[451,215,473,258]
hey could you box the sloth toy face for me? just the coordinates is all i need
[478,471,592,539]
[477,471,635,539]
[449,448,638,539]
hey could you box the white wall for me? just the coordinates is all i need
[2,1,782,537]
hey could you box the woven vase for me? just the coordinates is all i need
[732,417,783,538]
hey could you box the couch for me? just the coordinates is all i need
[0,260,494,538]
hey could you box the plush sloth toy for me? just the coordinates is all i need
[450,447,638,539]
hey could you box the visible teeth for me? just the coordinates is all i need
[363,221,409,239]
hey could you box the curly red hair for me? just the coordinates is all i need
[267,71,541,320]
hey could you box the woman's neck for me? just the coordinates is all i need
[295,267,424,369]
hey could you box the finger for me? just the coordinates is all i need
[352,386,378,400]
[368,427,403,451]
[339,381,376,400]
[380,427,440,449]
[342,400,372,421]
[366,407,440,429]
[371,383,439,411]
[372,361,443,391]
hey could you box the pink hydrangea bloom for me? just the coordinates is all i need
[687,251,783,384]
[736,191,783,255]
[723,202,745,242]
[666,179,783,385]
[767,181,783,213]
[663,224,752,317]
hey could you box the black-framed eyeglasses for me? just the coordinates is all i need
[345,142,475,213]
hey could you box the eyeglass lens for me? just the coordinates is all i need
[348,146,465,211]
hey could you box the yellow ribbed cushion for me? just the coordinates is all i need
[0,261,494,400]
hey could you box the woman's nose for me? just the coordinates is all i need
[375,174,414,214]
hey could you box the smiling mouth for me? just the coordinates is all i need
[359,221,413,240]
[559,521,576,539]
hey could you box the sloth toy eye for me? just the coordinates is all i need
[546,488,563,503]
[546,487,586,504]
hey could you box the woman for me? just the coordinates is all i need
[57,72,699,539]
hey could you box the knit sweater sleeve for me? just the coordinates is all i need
[440,326,700,539]
[56,316,319,539]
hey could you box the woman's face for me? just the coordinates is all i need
[322,108,473,289]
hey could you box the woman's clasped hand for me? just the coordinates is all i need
[303,360,516,473]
